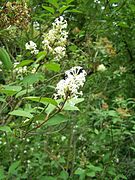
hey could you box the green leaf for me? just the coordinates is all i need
[69,98,84,104]
[0,167,6,180]
[22,73,44,86]
[25,96,57,106]
[45,104,56,115]
[0,48,13,70]
[129,4,135,12]
[74,168,85,175]
[107,110,118,117]
[59,171,69,180]
[87,164,102,172]
[114,174,127,180]
[65,9,82,13]
[0,85,22,96]
[45,62,61,72]
[110,0,119,3]
[36,51,47,63]
[48,0,59,8]
[0,126,12,133]
[117,22,129,28]
[15,60,34,68]
[42,6,55,14]
[8,161,20,175]
[62,98,84,111]
[68,45,78,52]
[15,88,34,98]
[59,5,71,14]
[63,101,79,111]
[40,176,57,180]
[0,97,6,102]
[46,114,68,126]
[86,172,96,177]
[66,0,75,4]
[9,110,33,118]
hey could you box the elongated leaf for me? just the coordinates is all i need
[69,98,84,104]
[22,73,44,86]
[9,110,33,118]
[110,0,119,3]
[63,103,79,111]
[36,51,47,63]
[15,89,34,98]
[45,62,60,72]
[8,161,20,175]
[0,85,22,96]
[66,0,75,4]
[42,6,55,14]
[15,60,34,68]
[66,9,82,13]
[63,98,84,111]
[45,104,56,115]
[0,126,12,133]
[46,114,68,126]
[59,5,72,14]
[48,0,59,8]
[0,48,13,70]
[25,96,57,106]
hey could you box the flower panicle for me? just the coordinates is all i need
[42,16,68,60]
[54,66,87,100]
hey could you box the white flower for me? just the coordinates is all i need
[54,66,87,99]
[97,64,106,72]
[31,49,39,55]
[25,41,39,55]
[53,46,66,60]
[25,41,37,50]
[119,66,126,73]
[33,21,40,30]
[42,16,68,60]
[61,136,66,141]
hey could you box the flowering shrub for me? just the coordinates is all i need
[0,0,135,179]
[54,66,87,99]
[42,16,68,60]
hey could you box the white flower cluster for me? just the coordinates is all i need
[97,64,106,72]
[13,62,27,74]
[54,66,87,99]
[13,62,36,77]
[25,41,39,55]
[33,21,40,30]
[42,16,68,60]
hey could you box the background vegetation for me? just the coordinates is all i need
[0,0,135,179]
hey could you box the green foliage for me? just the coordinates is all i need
[0,0,135,179]
[0,48,13,70]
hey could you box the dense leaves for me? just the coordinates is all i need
[0,0,135,179]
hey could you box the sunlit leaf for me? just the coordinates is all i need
[36,51,47,63]
[0,126,12,133]
[45,114,68,126]
[0,85,22,96]
[15,60,34,68]
[9,110,33,118]
[42,6,55,14]
[45,62,61,72]
[25,96,57,106]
